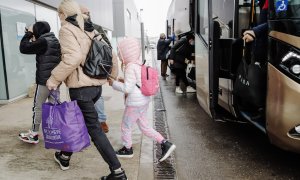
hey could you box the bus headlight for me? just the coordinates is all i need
[295,125,300,133]
[290,64,300,75]
[281,51,300,77]
[288,125,300,139]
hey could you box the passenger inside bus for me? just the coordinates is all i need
[169,33,196,94]
[243,0,268,63]
[235,0,269,119]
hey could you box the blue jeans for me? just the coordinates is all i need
[95,96,107,123]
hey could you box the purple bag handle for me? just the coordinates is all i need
[48,90,61,127]
[49,90,61,105]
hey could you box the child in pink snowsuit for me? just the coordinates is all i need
[109,37,176,162]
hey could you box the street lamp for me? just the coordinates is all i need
[140,9,143,22]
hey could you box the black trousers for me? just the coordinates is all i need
[62,86,121,170]
[174,68,189,87]
[161,59,168,76]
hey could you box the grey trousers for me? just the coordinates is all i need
[32,84,59,132]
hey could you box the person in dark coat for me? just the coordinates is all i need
[18,21,61,144]
[169,34,196,94]
[157,33,171,79]
[243,0,268,63]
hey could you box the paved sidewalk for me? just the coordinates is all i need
[0,51,156,180]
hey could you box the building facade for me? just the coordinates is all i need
[112,0,141,48]
[0,0,113,103]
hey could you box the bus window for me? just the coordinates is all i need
[212,0,235,38]
[197,0,209,43]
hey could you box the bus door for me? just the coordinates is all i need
[208,0,241,119]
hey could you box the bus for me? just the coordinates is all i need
[167,0,300,153]
[166,0,194,39]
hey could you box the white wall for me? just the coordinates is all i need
[36,0,114,30]
[112,0,125,37]
[123,0,141,38]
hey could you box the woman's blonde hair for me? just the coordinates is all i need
[58,0,85,30]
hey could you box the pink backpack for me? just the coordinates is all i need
[138,65,159,96]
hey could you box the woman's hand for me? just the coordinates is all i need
[118,77,124,83]
[46,79,58,90]
[243,30,256,43]
[107,78,114,86]
[169,59,174,64]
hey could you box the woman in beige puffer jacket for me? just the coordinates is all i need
[46,0,127,179]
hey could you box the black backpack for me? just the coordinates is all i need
[82,31,113,79]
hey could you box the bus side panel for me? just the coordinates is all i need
[166,0,191,35]
[267,64,300,153]
[195,35,211,116]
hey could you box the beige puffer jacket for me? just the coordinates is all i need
[48,21,118,88]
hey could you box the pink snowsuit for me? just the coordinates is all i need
[112,37,164,148]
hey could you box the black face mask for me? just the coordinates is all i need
[84,17,94,32]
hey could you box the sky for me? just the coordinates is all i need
[134,0,172,38]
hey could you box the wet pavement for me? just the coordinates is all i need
[151,48,300,180]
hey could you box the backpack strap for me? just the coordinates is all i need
[132,63,143,89]
[84,31,94,40]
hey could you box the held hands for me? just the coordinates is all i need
[108,77,124,86]
[117,77,124,83]
[107,77,114,86]
[242,30,256,43]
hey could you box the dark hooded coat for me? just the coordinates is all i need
[20,21,61,85]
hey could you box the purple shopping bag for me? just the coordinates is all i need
[42,92,90,152]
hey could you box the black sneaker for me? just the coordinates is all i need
[101,168,127,180]
[116,146,134,158]
[159,141,176,162]
[54,152,70,170]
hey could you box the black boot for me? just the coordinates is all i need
[159,141,176,162]
[101,168,127,180]
[54,152,70,170]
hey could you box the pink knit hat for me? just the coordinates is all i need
[117,37,142,65]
